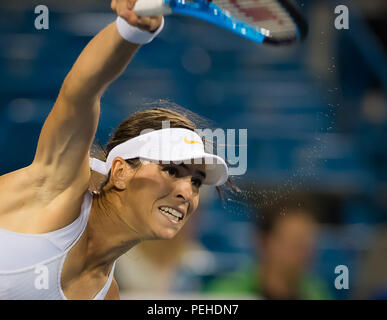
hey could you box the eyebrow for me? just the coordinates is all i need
[180,163,206,179]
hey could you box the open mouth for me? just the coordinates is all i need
[158,206,184,223]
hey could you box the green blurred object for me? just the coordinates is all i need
[204,264,333,300]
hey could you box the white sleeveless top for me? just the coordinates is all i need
[0,191,116,300]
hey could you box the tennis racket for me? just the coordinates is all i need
[133,0,308,45]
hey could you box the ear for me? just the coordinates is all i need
[110,157,130,190]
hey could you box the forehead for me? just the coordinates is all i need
[275,213,316,234]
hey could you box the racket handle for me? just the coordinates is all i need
[133,0,172,16]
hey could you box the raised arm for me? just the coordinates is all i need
[31,1,162,194]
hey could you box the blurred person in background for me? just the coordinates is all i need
[204,196,332,300]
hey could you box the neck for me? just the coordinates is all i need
[83,191,142,270]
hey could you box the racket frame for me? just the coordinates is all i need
[133,0,307,45]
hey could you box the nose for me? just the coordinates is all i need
[173,177,194,202]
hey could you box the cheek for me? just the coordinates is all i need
[132,174,176,212]
[195,196,200,208]
[130,168,170,193]
[188,196,200,216]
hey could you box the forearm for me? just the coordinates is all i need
[61,21,140,105]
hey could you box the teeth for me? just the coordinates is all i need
[159,206,183,220]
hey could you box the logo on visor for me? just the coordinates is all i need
[184,137,202,145]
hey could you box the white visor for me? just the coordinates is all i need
[89,128,229,186]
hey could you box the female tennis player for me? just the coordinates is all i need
[0,0,228,300]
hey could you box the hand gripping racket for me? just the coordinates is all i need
[133,0,308,45]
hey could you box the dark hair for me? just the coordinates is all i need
[91,105,238,200]
[255,194,318,236]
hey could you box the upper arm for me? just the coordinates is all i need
[32,84,100,191]
[105,278,120,300]
[30,22,140,193]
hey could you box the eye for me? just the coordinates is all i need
[162,166,179,177]
[191,177,202,188]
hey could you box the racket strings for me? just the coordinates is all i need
[213,0,298,40]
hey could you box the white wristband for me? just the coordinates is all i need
[116,16,164,44]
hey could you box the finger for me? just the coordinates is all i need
[137,16,162,32]
[125,11,140,26]
[150,16,163,30]
[137,16,152,26]
[136,17,154,31]
[148,18,162,32]
[116,1,133,21]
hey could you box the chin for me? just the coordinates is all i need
[150,224,182,240]
[157,228,180,240]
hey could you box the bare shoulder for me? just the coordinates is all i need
[105,278,120,300]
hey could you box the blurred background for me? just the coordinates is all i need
[0,0,386,299]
